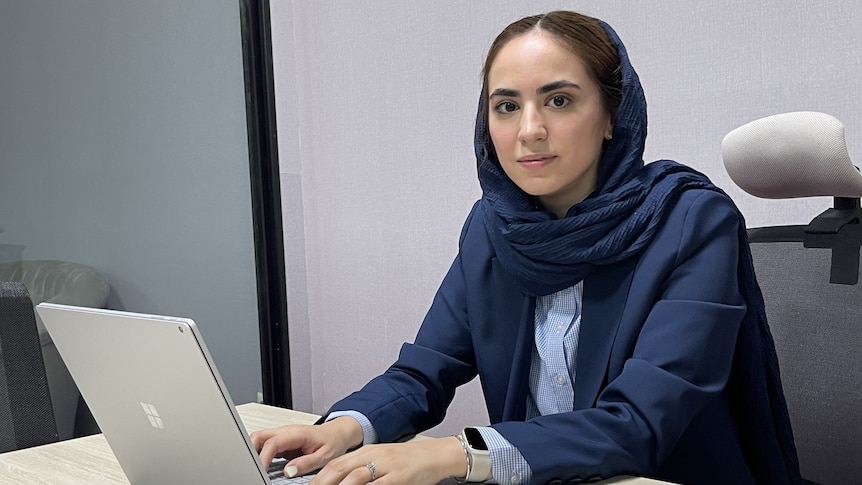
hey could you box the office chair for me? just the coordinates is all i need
[0,259,109,440]
[0,281,59,452]
[723,112,862,485]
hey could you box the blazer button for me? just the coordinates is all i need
[546,480,562,485]
[585,475,603,483]
[565,477,583,485]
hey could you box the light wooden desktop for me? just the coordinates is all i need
[0,403,671,484]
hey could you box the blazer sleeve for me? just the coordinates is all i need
[492,190,748,483]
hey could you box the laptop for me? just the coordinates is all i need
[36,302,311,485]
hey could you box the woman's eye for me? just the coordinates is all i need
[494,101,518,114]
[548,95,570,108]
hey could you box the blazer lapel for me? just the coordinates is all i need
[500,292,534,422]
[575,257,636,409]
[486,257,535,423]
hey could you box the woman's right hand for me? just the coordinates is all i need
[250,416,364,478]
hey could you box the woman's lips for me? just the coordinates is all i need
[517,155,556,170]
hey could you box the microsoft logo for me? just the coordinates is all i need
[140,402,165,430]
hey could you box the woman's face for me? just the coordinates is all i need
[487,31,613,218]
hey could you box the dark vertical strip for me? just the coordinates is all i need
[239,0,292,408]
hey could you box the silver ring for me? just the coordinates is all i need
[366,461,377,481]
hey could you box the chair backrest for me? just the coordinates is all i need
[0,281,59,452]
[724,112,862,484]
[748,228,862,484]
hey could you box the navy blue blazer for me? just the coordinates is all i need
[329,189,756,484]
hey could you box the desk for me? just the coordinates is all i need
[0,403,671,484]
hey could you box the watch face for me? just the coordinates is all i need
[464,427,488,451]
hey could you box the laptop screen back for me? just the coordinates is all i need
[36,303,270,485]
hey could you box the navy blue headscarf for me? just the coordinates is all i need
[475,15,801,484]
[476,19,717,298]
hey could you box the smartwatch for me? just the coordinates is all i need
[455,427,492,482]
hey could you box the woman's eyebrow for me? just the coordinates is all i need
[537,80,581,94]
[489,81,581,99]
[489,88,519,98]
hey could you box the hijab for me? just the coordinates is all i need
[474,15,802,484]
[475,18,717,298]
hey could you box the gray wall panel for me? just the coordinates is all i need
[0,0,261,403]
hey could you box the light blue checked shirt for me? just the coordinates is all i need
[328,282,583,484]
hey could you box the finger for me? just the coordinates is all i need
[249,426,295,453]
[249,429,271,452]
[315,453,381,485]
[257,437,282,469]
[315,464,374,485]
[348,464,375,484]
[286,446,336,477]
[255,426,312,466]
[257,435,303,468]
[368,460,382,482]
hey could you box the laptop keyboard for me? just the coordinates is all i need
[268,458,316,484]
[271,475,313,485]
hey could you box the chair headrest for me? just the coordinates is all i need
[722,111,862,199]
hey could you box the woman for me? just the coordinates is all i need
[252,11,800,485]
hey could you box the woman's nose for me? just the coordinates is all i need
[518,105,547,144]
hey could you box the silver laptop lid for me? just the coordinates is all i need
[36,303,271,485]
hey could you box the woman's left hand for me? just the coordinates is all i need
[309,436,467,485]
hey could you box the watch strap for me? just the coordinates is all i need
[454,428,492,482]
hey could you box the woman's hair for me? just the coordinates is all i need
[481,11,623,123]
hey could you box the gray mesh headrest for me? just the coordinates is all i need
[722,111,862,199]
